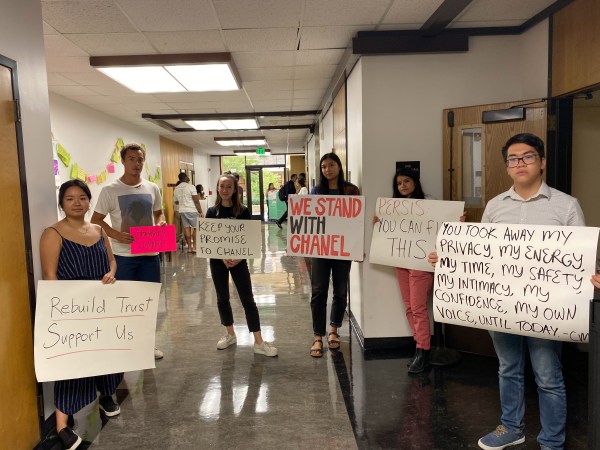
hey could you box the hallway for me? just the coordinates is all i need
[51,223,588,450]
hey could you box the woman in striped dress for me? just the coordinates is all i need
[40,180,120,450]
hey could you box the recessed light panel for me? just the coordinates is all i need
[97,67,186,93]
[166,64,239,91]
[185,120,227,130]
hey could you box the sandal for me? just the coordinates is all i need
[327,332,340,350]
[310,339,323,358]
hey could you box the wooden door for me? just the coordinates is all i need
[0,60,40,447]
[442,99,547,355]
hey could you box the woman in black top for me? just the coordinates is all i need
[204,174,277,357]
[309,153,360,357]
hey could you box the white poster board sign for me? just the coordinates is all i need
[34,280,161,382]
[369,198,465,271]
[286,195,365,261]
[196,218,261,259]
[434,222,599,342]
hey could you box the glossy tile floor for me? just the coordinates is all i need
[46,223,589,449]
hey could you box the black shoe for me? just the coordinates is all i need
[406,349,417,367]
[99,395,121,417]
[58,427,82,450]
[408,349,430,374]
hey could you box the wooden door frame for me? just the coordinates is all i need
[0,53,43,437]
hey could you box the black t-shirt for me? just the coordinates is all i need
[205,205,251,220]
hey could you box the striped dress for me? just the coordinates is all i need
[50,227,124,415]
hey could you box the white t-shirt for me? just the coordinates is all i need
[95,178,163,256]
[298,187,308,195]
[173,182,198,213]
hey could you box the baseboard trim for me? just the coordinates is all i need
[349,312,415,353]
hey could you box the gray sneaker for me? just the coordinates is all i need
[217,334,237,349]
[253,341,278,357]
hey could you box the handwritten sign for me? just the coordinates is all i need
[369,198,464,271]
[434,222,599,342]
[196,218,261,259]
[286,195,365,261]
[130,225,177,254]
[34,280,161,382]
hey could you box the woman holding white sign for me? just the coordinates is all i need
[40,180,120,450]
[373,168,435,374]
[205,174,278,357]
[309,153,360,358]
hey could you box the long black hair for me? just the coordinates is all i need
[392,168,425,200]
[316,152,346,194]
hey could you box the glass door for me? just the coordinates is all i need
[245,167,263,220]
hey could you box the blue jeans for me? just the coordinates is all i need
[115,255,161,282]
[490,331,566,450]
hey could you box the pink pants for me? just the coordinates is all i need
[395,268,434,350]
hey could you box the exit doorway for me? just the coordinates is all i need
[245,164,285,220]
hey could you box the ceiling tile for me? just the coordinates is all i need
[293,78,331,90]
[49,85,100,96]
[43,21,59,35]
[144,30,227,53]
[295,49,347,66]
[243,80,294,92]
[293,89,326,100]
[299,26,370,50]
[239,67,294,81]
[247,90,293,101]
[214,0,303,29]
[382,0,444,24]
[153,91,249,103]
[41,1,136,33]
[251,101,293,110]
[45,56,95,73]
[294,65,338,79]
[303,0,390,26]
[453,0,555,25]
[87,84,137,96]
[47,73,80,86]
[66,33,156,56]
[44,34,88,56]
[223,28,299,52]
[118,0,220,31]
[63,71,123,86]
[232,51,296,68]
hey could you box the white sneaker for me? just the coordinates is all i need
[154,348,164,359]
[217,334,237,349]
[253,341,278,357]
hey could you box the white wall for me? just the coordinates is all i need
[353,21,549,339]
[320,106,334,157]
[346,60,364,329]
[306,134,316,189]
[193,150,211,206]
[50,93,162,214]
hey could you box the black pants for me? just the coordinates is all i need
[310,258,352,336]
[277,201,289,224]
[209,259,261,332]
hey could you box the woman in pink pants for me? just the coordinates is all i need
[374,168,433,374]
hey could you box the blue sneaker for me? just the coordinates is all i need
[478,425,525,450]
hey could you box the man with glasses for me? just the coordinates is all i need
[476,133,585,450]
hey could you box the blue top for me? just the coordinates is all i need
[49,228,110,281]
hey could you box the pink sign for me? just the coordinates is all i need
[130,225,177,254]
[107,163,115,173]
[87,175,97,183]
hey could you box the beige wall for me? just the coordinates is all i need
[572,105,600,231]
[289,154,305,178]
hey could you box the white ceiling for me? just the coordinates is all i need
[42,0,557,155]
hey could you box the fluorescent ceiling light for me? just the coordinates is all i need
[90,53,241,93]
[185,120,226,130]
[215,138,267,147]
[166,64,239,91]
[222,119,258,129]
[184,118,258,131]
[97,67,186,93]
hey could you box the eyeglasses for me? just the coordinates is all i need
[505,154,538,168]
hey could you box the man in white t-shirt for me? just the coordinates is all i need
[173,172,203,253]
[91,143,166,360]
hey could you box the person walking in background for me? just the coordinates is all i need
[430,133,585,450]
[296,176,308,195]
[266,182,276,221]
[204,173,278,357]
[91,143,166,360]
[196,184,206,200]
[40,180,120,450]
[174,172,203,253]
[276,173,297,228]
[308,154,359,357]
